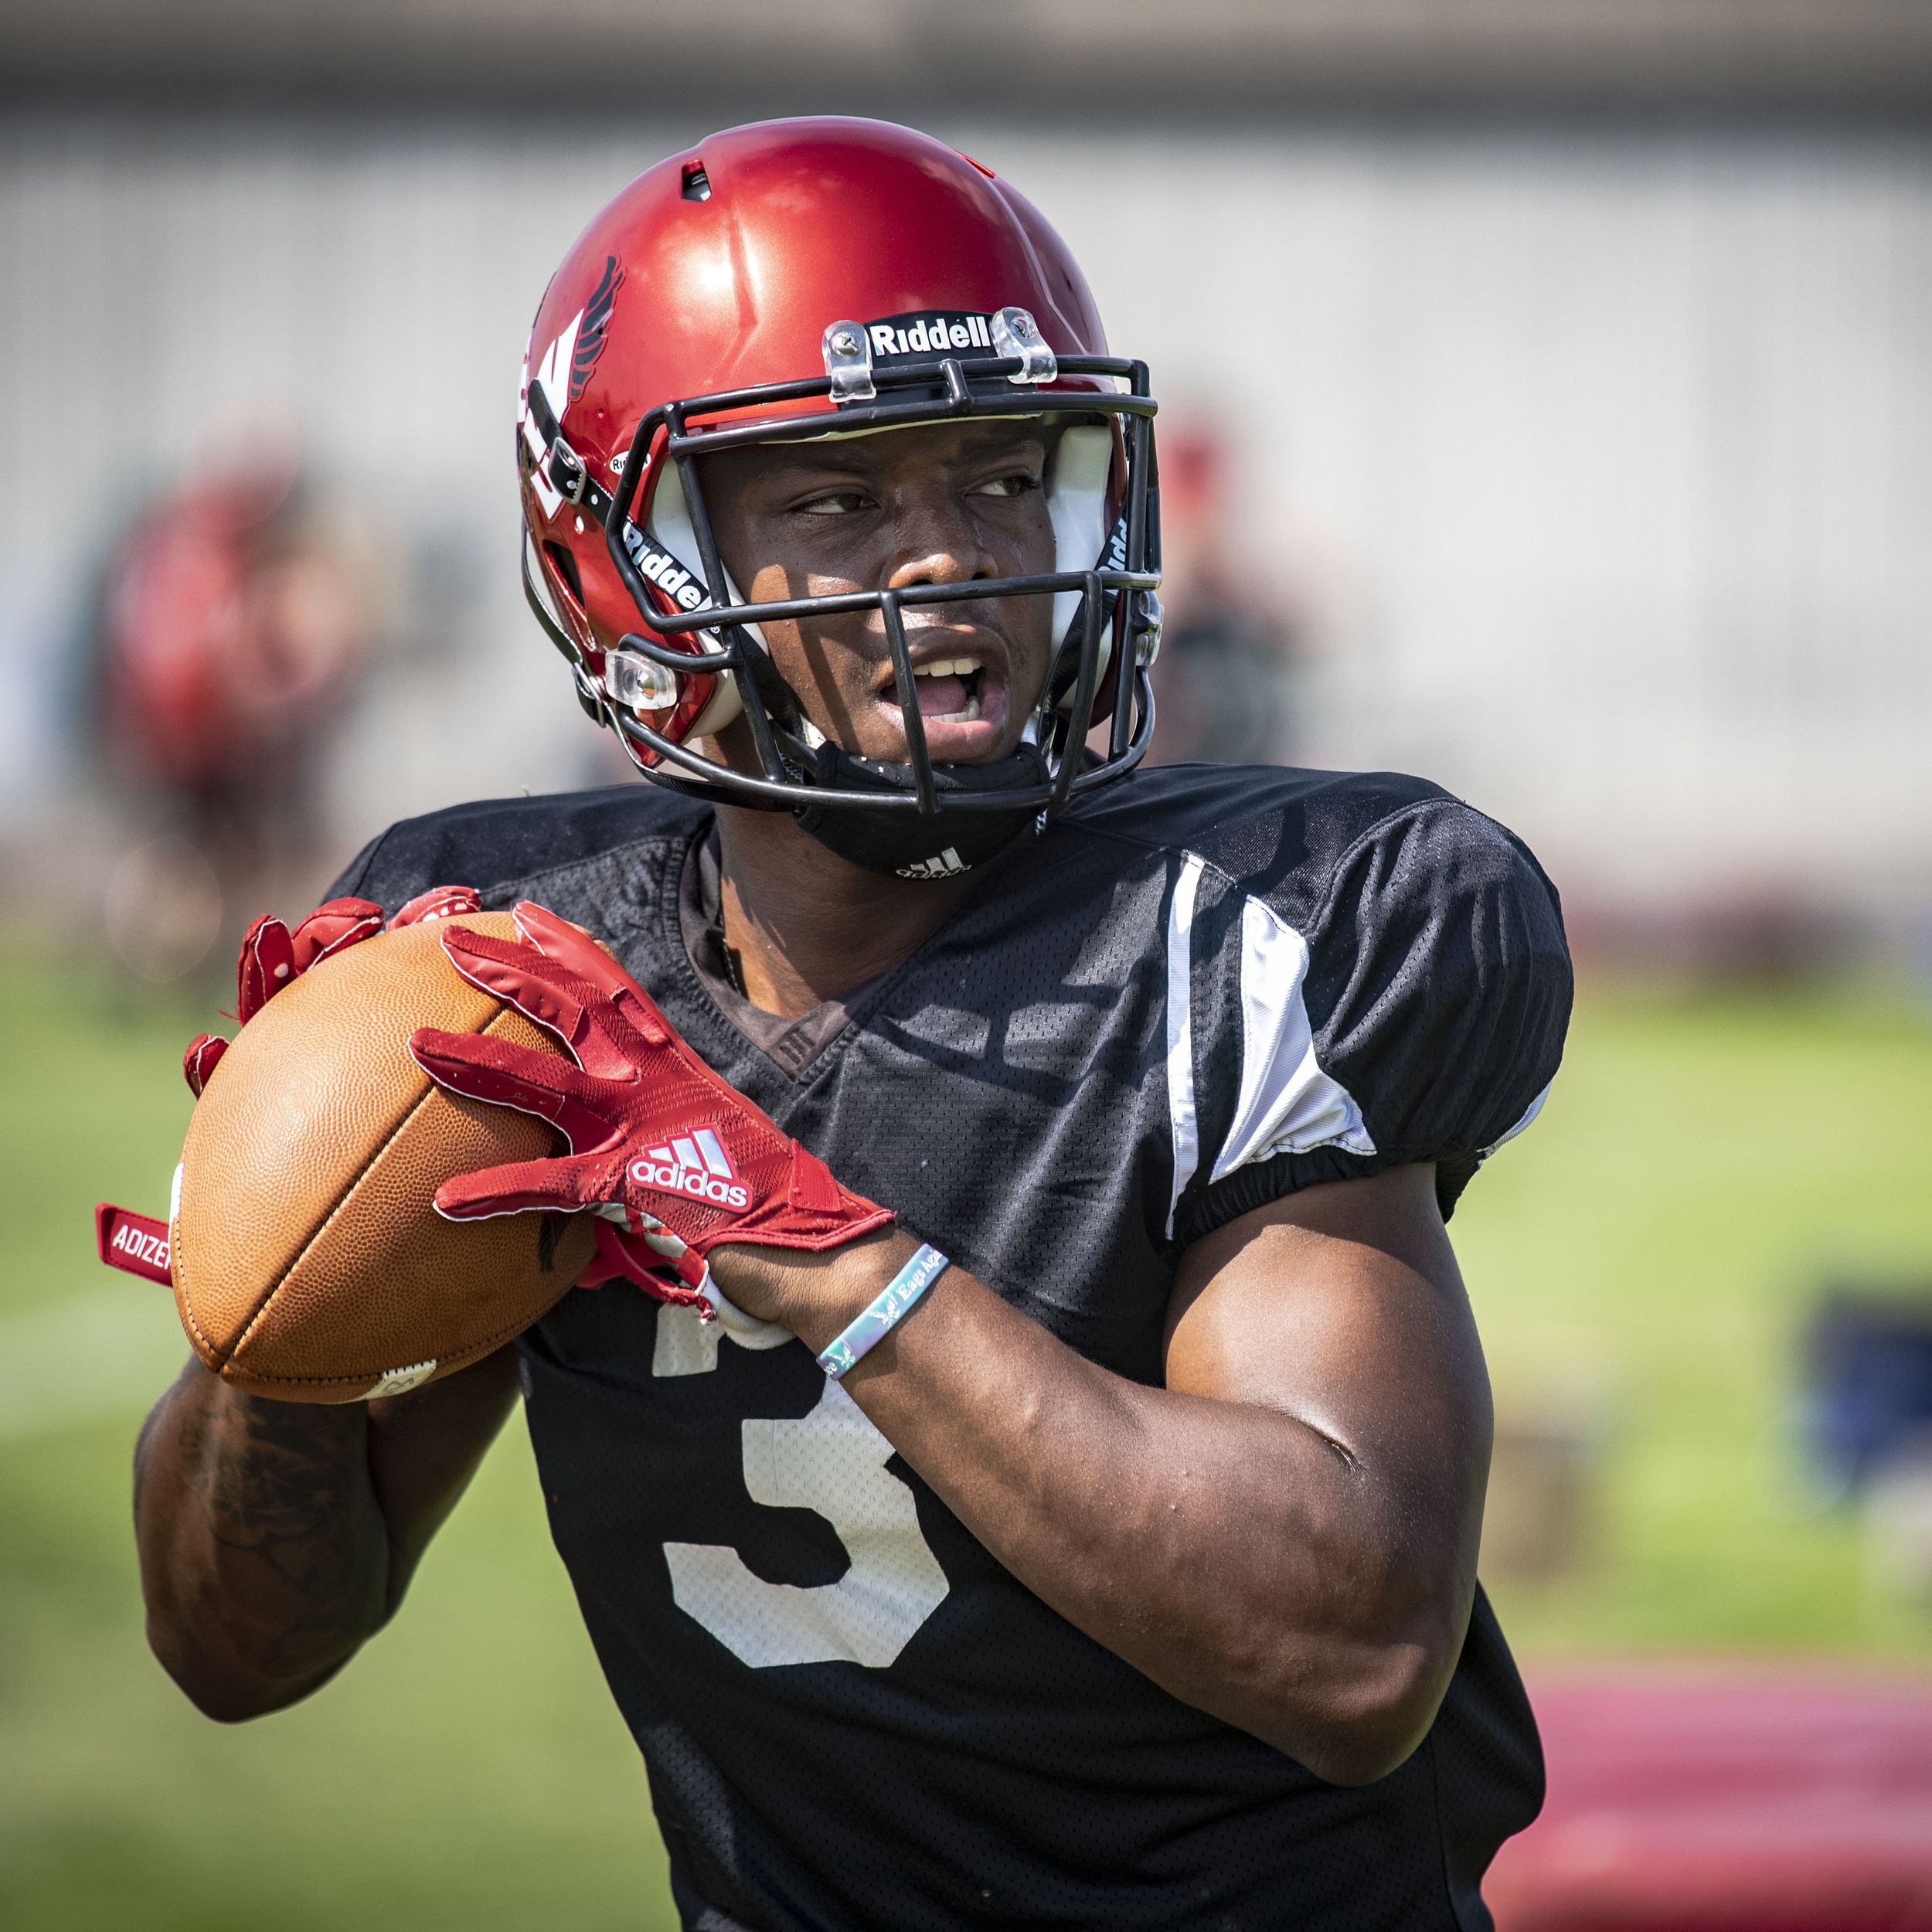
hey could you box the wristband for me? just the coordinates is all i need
[816,1243,950,1379]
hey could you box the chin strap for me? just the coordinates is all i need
[524,379,615,521]
[790,740,1048,880]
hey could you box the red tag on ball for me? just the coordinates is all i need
[96,1202,173,1286]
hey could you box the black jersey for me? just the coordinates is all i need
[333,763,1571,1932]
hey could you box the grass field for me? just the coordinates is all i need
[2,951,1928,1929]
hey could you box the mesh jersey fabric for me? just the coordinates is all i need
[330,761,1571,1932]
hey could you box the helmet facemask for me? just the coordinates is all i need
[524,310,1162,879]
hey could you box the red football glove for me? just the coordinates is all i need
[406,902,894,1310]
[101,883,487,1291]
[183,884,481,1095]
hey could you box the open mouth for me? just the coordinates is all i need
[906,655,985,723]
[874,646,1012,758]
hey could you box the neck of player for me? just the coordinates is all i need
[713,803,980,1019]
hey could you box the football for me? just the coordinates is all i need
[171,911,597,1402]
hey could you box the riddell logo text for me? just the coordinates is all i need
[111,1223,170,1271]
[630,1129,750,1209]
[621,523,707,613]
[866,311,995,359]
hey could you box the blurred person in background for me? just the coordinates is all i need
[1145,421,1308,767]
[83,417,378,980]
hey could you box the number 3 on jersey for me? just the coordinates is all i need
[651,1301,949,1668]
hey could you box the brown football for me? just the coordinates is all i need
[172,911,597,1402]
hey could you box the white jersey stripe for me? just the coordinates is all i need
[1163,852,1206,1239]
[1481,1080,1551,1156]
[1211,894,1374,1181]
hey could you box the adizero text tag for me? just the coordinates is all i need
[96,1202,172,1285]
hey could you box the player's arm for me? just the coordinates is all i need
[133,1346,520,1721]
[131,881,511,1722]
[402,896,1548,1784]
[719,1164,1485,1787]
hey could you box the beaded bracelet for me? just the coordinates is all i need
[816,1243,951,1379]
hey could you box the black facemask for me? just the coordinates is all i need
[791,740,1046,880]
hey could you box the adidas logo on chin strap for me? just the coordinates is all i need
[896,847,968,881]
[629,1127,751,1209]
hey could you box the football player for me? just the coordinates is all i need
[134,119,1571,1930]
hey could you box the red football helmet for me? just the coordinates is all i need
[517,117,1162,875]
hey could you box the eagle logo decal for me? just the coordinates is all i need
[570,255,623,400]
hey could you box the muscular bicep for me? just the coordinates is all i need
[1165,1165,1492,1604]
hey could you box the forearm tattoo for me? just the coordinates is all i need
[141,1369,390,1683]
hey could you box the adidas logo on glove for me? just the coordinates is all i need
[628,1128,751,1209]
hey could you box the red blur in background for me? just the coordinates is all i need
[1493,1671,1932,1932]
[100,440,372,801]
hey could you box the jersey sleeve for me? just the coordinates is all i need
[316,785,703,918]
[1168,797,1572,1243]
[321,820,475,917]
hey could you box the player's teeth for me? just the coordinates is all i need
[930,692,982,723]
[913,657,982,679]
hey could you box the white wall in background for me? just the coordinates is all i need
[990,127,1932,912]
[2,115,1927,910]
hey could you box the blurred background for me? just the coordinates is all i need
[3,2,1930,1927]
